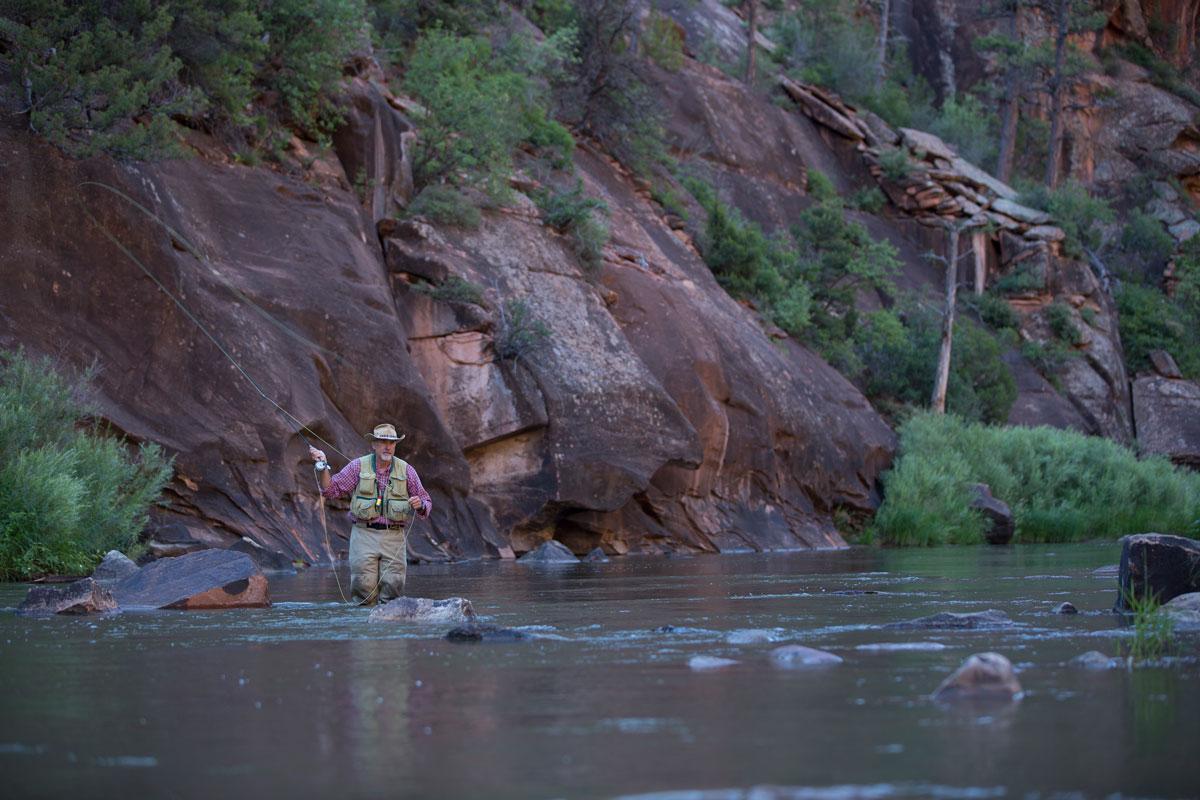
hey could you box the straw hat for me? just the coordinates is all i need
[365,423,405,442]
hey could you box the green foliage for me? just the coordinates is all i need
[848,186,887,214]
[926,94,995,168]
[1115,210,1176,282]
[1045,301,1083,345]
[641,13,683,72]
[806,170,838,203]
[1018,181,1114,259]
[535,180,610,271]
[993,261,1045,295]
[0,350,172,579]
[368,0,495,60]
[874,412,1200,546]
[878,147,912,181]
[1020,339,1074,379]
[411,275,486,306]
[495,299,551,363]
[406,184,481,228]
[524,107,575,170]
[850,308,1016,425]
[973,292,1020,332]
[1110,43,1200,107]
[1122,585,1175,663]
[1117,282,1200,379]
[0,0,201,158]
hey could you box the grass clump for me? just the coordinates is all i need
[406,185,482,229]
[1122,585,1175,663]
[534,180,610,271]
[0,350,173,580]
[874,412,1200,546]
[494,299,551,364]
[641,13,684,72]
[411,275,486,306]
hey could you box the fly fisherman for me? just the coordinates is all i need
[309,424,432,605]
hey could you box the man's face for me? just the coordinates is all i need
[372,439,397,462]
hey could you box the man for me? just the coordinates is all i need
[309,423,432,605]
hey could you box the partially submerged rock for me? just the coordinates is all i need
[109,550,270,610]
[932,652,1022,701]
[969,484,1014,545]
[583,548,610,563]
[1162,592,1200,631]
[1115,533,1200,611]
[230,539,297,573]
[688,655,739,671]
[17,578,117,616]
[1053,602,1079,615]
[726,629,776,644]
[368,597,475,624]
[517,540,580,564]
[884,610,1014,630]
[1070,651,1123,670]
[445,623,527,642]
[768,645,842,668]
[91,550,139,585]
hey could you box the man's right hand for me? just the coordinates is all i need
[309,446,327,462]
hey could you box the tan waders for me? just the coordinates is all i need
[349,523,408,604]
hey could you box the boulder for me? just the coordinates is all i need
[768,644,842,668]
[991,198,1052,225]
[368,597,476,624]
[1070,651,1122,670]
[969,484,1015,545]
[688,655,739,671]
[1162,592,1200,630]
[726,629,776,644]
[17,578,117,616]
[517,540,580,564]
[1132,375,1200,468]
[1115,533,1200,611]
[91,551,139,585]
[445,623,527,642]
[230,539,298,573]
[1149,350,1183,379]
[108,549,270,610]
[932,652,1022,701]
[884,610,1014,630]
[1053,602,1079,615]
[583,547,611,563]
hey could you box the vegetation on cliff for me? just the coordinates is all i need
[0,351,173,580]
[874,412,1200,546]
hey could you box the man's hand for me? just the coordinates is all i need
[409,496,423,511]
[308,446,327,462]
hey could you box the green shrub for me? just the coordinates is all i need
[1021,339,1074,379]
[927,94,995,168]
[848,186,887,214]
[368,0,496,59]
[0,351,172,579]
[1045,301,1083,345]
[879,148,912,182]
[411,275,486,306]
[406,184,482,229]
[1019,181,1114,259]
[641,13,684,72]
[495,299,551,363]
[1117,282,1200,378]
[1115,210,1175,281]
[806,170,838,203]
[525,107,575,169]
[534,180,610,270]
[874,412,1200,546]
[974,292,1020,331]
[993,262,1045,295]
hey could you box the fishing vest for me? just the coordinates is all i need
[349,454,411,524]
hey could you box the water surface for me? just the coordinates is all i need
[1,544,1196,799]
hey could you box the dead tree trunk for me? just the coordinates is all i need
[931,225,964,413]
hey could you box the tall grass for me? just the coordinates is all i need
[0,350,173,579]
[874,413,1200,546]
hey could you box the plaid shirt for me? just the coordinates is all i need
[321,456,432,526]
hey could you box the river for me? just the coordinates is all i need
[1,543,1196,799]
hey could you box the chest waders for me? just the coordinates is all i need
[349,455,413,605]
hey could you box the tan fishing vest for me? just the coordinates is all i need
[349,454,411,524]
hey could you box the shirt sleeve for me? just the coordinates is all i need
[406,464,432,518]
[321,460,360,499]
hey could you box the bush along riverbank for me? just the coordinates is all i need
[0,350,172,580]
[872,412,1200,546]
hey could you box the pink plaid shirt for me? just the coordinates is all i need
[321,456,432,527]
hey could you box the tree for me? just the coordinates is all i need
[874,0,892,92]
[1038,0,1104,188]
[745,0,759,84]
[930,220,981,413]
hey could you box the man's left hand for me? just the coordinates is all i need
[409,496,423,511]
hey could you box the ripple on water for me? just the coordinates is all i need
[614,782,1007,799]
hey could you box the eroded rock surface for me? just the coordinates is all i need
[17,578,117,616]
[368,596,476,624]
[885,610,1014,630]
[932,652,1022,701]
[1116,533,1200,610]
[108,550,270,610]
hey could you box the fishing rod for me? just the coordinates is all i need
[79,180,428,605]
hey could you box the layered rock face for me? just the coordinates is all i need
[0,56,894,561]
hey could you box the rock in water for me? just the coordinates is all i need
[445,623,527,642]
[1115,533,1200,611]
[688,656,739,671]
[368,597,476,624]
[1070,651,1122,670]
[17,578,117,616]
[91,551,139,585]
[932,652,1022,701]
[769,645,843,668]
[1162,592,1200,631]
[884,610,1014,630]
[970,484,1015,545]
[1053,602,1079,615]
[517,540,580,564]
[583,548,610,563]
[726,629,775,644]
[108,550,270,610]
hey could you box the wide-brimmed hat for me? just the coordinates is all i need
[365,423,405,442]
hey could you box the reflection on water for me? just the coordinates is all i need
[1,543,1197,799]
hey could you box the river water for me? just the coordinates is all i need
[1,543,1197,799]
